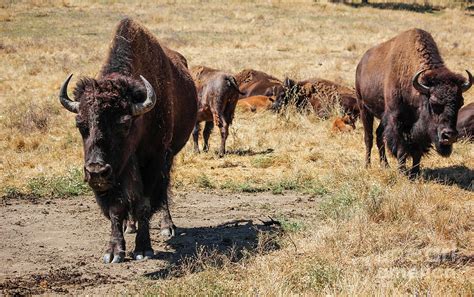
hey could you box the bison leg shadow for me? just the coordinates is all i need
[422,165,474,191]
[143,220,281,279]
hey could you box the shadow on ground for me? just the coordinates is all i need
[328,0,442,13]
[423,165,473,191]
[144,219,281,279]
[225,148,274,156]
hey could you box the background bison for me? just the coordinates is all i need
[191,66,244,157]
[271,77,359,123]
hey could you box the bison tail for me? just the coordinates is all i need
[226,76,246,95]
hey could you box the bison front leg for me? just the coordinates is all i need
[360,105,374,167]
[160,198,176,237]
[192,122,201,153]
[133,205,154,260]
[218,121,229,158]
[375,121,389,167]
[408,152,422,180]
[203,121,214,152]
[103,205,127,264]
[158,149,176,238]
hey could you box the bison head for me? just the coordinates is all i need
[59,74,156,192]
[270,78,298,112]
[412,69,472,156]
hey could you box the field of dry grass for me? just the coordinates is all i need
[1,0,473,295]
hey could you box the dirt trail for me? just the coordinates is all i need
[0,191,318,295]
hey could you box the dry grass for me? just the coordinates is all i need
[1,0,473,295]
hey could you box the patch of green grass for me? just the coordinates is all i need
[286,258,341,293]
[251,155,275,169]
[1,186,23,198]
[26,167,89,198]
[279,218,306,233]
[305,261,341,291]
[319,184,359,220]
[197,174,214,189]
[269,177,298,194]
[220,180,268,193]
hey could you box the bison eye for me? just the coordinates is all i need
[117,115,132,134]
[75,118,89,135]
[118,115,132,124]
[430,102,444,114]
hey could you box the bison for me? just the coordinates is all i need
[191,65,244,157]
[356,28,472,177]
[271,77,359,124]
[457,102,474,141]
[58,18,197,263]
[236,95,274,112]
[234,68,283,99]
[332,115,356,133]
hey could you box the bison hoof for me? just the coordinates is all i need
[103,253,124,264]
[160,226,176,237]
[133,250,154,260]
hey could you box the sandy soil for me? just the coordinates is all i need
[0,191,318,295]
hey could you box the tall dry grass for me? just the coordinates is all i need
[1,1,473,295]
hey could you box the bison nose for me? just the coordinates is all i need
[84,163,113,180]
[440,129,458,144]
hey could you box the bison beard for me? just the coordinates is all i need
[356,28,472,178]
[58,18,197,263]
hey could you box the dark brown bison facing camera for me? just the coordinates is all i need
[58,18,197,263]
[356,28,472,178]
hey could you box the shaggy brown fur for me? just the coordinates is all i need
[61,18,197,263]
[237,95,274,112]
[457,102,474,141]
[234,68,283,99]
[191,65,244,157]
[356,28,471,177]
[271,77,359,123]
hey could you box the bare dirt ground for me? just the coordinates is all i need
[0,191,316,295]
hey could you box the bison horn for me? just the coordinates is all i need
[132,76,157,116]
[59,74,79,113]
[461,70,472,93]
[412,69,430,95]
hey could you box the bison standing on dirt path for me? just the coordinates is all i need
[191,65,244,157]
[58,18,197,263]
[234,68,283,99]
[356,28,472,177]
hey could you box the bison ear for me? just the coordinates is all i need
[268,97,275,102]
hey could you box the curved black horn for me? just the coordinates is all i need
[59,74,79,113]
[131,76,157,116]
[461,70,472,93]
[412,69,430,95]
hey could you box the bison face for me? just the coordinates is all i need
[413,69,472,157]
[270,78,296,112]
[59,74,156,193]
